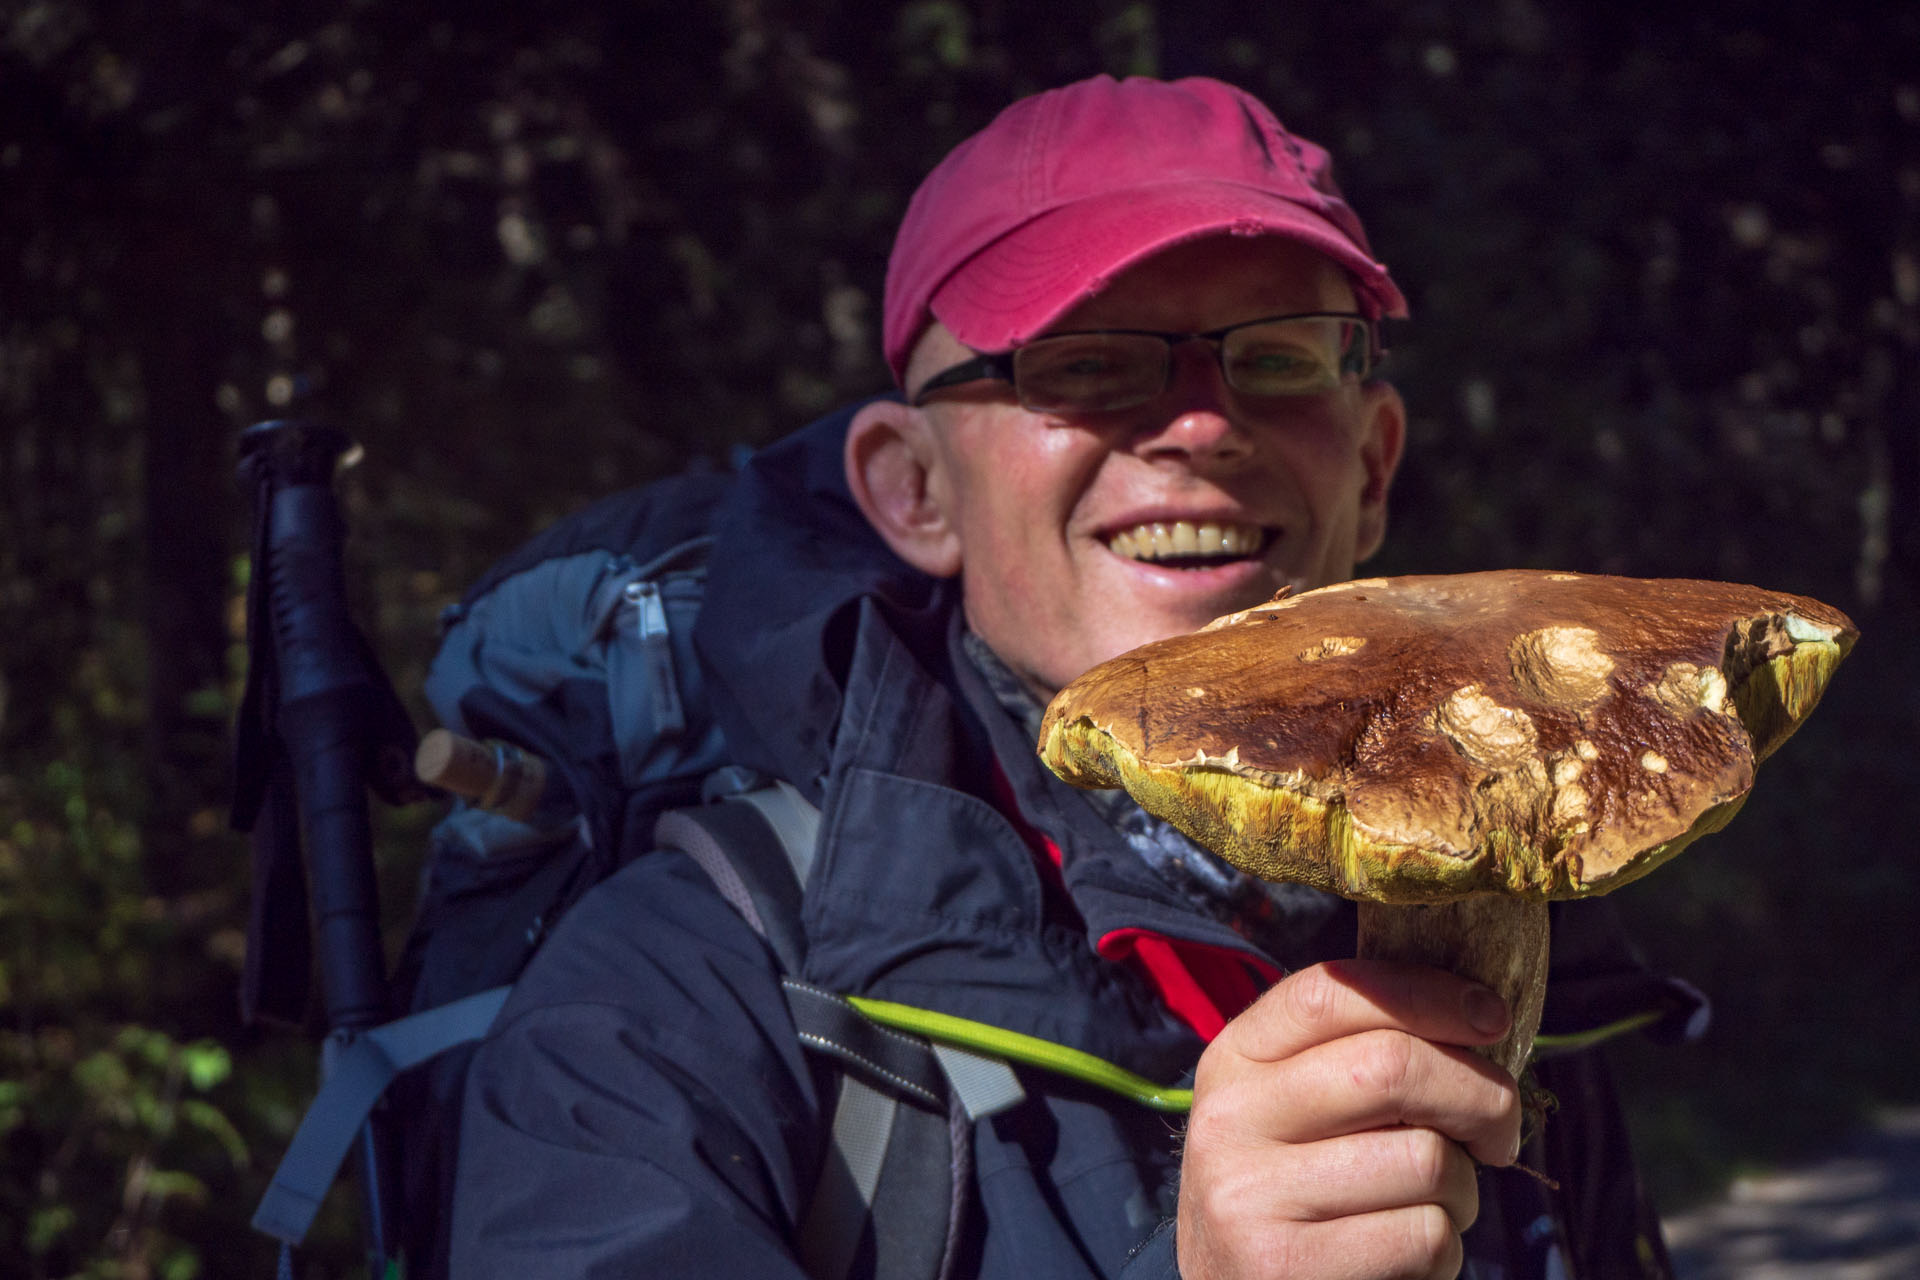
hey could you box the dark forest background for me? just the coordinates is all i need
[2,0,1916,1275]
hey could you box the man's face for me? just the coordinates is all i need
[910,235,1405,697]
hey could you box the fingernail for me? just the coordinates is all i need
[1465,987,1509,1035]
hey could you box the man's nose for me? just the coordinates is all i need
[1134,345,1254,469]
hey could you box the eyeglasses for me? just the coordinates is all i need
[910,312,1381,415]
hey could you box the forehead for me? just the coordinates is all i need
[1052,235,1358,334]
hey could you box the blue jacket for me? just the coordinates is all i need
[451,404,1692,1278]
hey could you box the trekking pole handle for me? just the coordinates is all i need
[238,419,389,1032]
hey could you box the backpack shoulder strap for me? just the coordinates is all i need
[654,793,810,974]
[653,788,987,1280]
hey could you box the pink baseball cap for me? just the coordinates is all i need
[882,75,1408,384]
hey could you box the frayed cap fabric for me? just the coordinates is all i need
[883,75,1408,382]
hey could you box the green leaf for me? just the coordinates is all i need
[75,1048,133,1097]
[183,686,231,719]
[181,1041,232,1090]
[160,1248,203,1280]
[180,1098,250,1168]
[142,1168,210,1205]
[27,1204,76,1254]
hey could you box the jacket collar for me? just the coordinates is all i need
[798,595,1220,1078]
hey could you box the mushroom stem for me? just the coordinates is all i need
[1354,896,1550,1079]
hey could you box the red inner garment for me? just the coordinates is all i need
[990,764,1279,1041]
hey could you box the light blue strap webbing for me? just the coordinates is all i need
[251,986,512,1244]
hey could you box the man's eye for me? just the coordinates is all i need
[1231,347,1333,392]
[1061,356,1118,377]
[1245,351,1314,373]
[1036,345,1121,376]
[1026,343,1132,382]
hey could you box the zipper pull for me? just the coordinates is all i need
[623,579,685,734]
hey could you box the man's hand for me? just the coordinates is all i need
[1175,960,1523,1280]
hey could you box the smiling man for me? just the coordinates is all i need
[850,230,1403,701]
[452,76,1683,1280]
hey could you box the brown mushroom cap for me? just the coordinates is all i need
[1039,571,1856,904]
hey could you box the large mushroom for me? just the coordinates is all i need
[1039,570,1855,1077]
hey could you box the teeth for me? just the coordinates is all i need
[1106,521,1267,562]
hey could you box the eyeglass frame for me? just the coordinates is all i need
[908,310,1385,413]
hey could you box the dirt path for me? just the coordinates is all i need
[1662,1107,1920,1279]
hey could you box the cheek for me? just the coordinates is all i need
[949,424,1100,549]
[1268,406,1373,504]
[950,451,1109,689]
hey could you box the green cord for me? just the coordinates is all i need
[1532,1010,1663,1056]
[840,994,1662,1112]
[845,996,1194,1113]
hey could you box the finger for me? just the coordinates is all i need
[1218,960,1512,1067]
[1182,1201,1465,1280]
[1274,1028,1512,1166]
[1245,1029,1519,1165]
[1292,1205,1466,1280]
[1188,1125,1480,1234]
[1261,1127,1482,1233]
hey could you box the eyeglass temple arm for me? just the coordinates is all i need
[910,352,1018,405]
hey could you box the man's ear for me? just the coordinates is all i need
[844,398,964,578]
[1354,381,1408,563]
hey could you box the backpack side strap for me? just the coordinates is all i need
[251,986,512,1245]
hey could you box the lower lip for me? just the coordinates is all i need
[1102,545,1275,593]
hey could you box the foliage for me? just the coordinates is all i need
[0,671,268,1277]
[1,0,1915,1273]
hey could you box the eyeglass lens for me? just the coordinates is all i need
[1011,317,1364,414]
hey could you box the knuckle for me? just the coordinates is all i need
[1405,1202,1459,1276]
[1180,1166,1297,1277]
[1191,1037,1230,1093]
[1183,1070,1262,1160]
[1401,1126,1451,1191]
[1183,1089,1233,1153]
[1283,963,1341,1031]
[1188,1165,1238,1227]
[1350,1029,1418,1099]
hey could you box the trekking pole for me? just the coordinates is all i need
[232,419,419,1277]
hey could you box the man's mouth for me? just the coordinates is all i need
[1104,520,1271,568]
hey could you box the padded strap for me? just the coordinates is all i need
[655,798,809,973]
[654,807,769,935]
[867,1088,958,1280]
[252,986,511,1244]
[790,1003,961,1280]
[732,780,822,886]
[928,1042,1026,1121]
[797,1075,898,1280]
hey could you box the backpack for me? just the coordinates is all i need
[249,470,1025,1280]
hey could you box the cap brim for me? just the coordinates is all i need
[928,180,1410,357]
